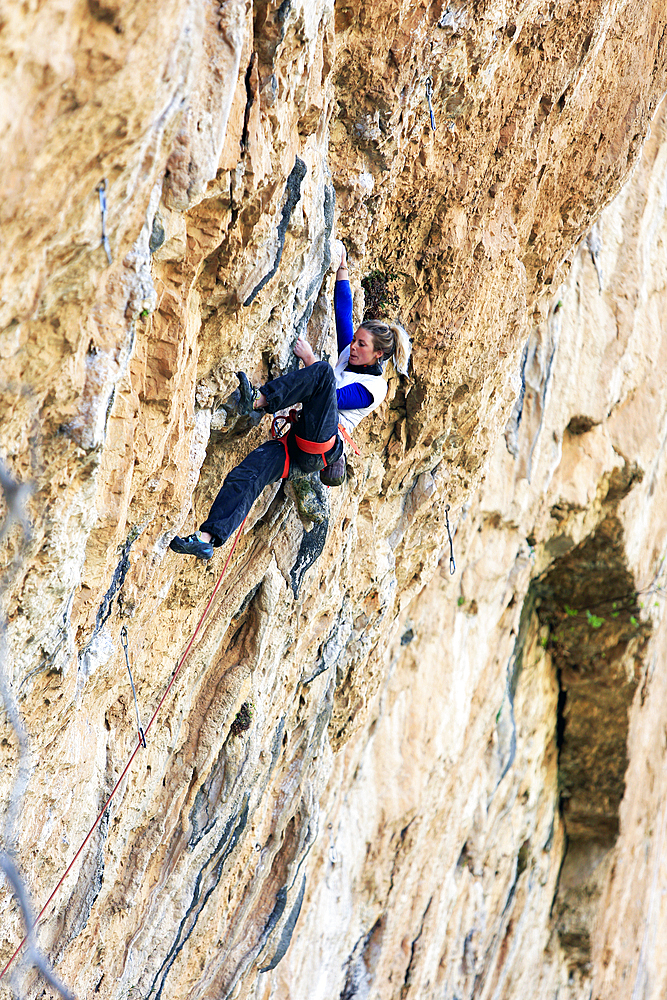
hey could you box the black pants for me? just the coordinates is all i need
[200,361,342,546]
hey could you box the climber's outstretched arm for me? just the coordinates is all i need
[334,244,353,354]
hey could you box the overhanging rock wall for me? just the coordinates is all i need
[1,2,666,998]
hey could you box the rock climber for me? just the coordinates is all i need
[169,244,411,560]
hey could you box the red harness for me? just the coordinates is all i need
[271,410,355,478]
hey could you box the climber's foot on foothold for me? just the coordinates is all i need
[236,372,258,415]
[220,394,263,434]
[320,454,346,487]
[169,532,214,560]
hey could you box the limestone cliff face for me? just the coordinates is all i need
[0,2,666,999]
[282,102,667,1000]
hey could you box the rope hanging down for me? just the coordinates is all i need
[0,515,248,985]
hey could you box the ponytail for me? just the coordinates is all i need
[389,321,411,376]
[362,319,412,376]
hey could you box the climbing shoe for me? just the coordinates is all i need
[217,386,263,434]
[235,371,260,416]
[169,532,214,560]
[320,454,346,487]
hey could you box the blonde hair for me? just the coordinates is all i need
[361,319,412,376]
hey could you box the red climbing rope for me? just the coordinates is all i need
[0,515,248,983]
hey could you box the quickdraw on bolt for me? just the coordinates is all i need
[425,77,436,132]
[120,625,146,748]
[96,178,113,266]
[444,504,456,575]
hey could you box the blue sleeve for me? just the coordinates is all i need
[336,383,374,410]
[334,279,354,354]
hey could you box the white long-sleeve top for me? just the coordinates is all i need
[334,346,388,433]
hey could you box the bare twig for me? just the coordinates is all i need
[0,459,33,546]
[0,853,75,1000]
[0,626,30,854]
[0,460,76,1000]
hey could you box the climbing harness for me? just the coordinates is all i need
[120,626,146,749]
[96,179,112,266]
[425,77,436,132]
[271,410,298,479]
[444,504,456,575]
[270,410,345,479]
[0,514,248,985]
[294,433,337,455]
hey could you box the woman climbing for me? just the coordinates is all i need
[170,244,411,560]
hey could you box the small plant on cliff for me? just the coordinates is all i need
[361,269,398,320]
[585,609,605,629]
[230,700,254,738]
